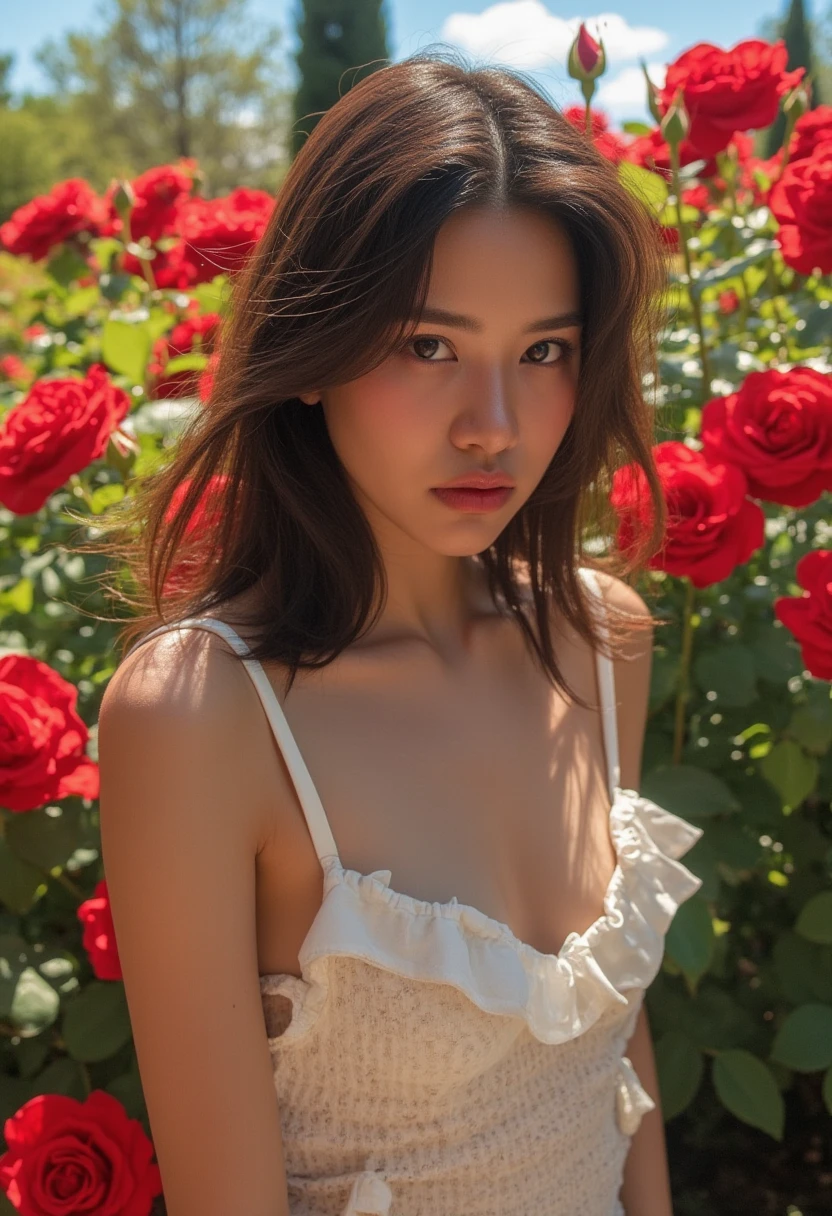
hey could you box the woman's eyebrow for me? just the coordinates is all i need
[411,307,583,334]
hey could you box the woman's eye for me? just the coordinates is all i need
[524,340,572,365]
[409,336,453,361]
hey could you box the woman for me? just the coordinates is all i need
[97,49,703,1216]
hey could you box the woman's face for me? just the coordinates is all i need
[300,204,582,557]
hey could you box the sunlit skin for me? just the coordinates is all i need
[298,203,583,655]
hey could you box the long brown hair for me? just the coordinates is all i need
[81,48,670,708]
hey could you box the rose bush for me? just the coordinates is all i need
[0,31,830,1215]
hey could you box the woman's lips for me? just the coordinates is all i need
[431,486,514,513]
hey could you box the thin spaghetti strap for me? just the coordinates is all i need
[577,568,621,799]
[123,618,340,864]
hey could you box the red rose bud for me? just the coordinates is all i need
[110,180,135,223]
[783,79,812,120]
[660,88,690,149]
[568,23,606,82]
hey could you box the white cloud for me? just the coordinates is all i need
[439,4,669,71]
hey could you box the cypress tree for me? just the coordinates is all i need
[292,0,391,157]
[764,0,824,156]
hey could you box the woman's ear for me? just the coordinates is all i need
[297,391,322,405]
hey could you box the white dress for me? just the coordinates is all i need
[129,565,704,1214]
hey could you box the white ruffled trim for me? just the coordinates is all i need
[615,1054,656,1136]
[340,1170,393,1215]
[261,788,704,1048]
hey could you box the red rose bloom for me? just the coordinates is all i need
[124,186,274,288]
[769,142,832,275]
[148,312,222,399]
[104,159,198,244]
[162,473,231,593]
[78,879,122,980]
[0,355,35,385]
[0,654,98,812]
[659,39,805,157]
[0,1090,162,1216]
[774,549,832,681]
[611,441,765,588]
[789,104,832,162]
[718,289,741,314]
[699,367,832,508]
[0,364,131,515]
[562,105,632,162]
[625,126,716,177]
[0,179,110,263]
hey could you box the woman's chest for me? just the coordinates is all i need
[253,619,619,978]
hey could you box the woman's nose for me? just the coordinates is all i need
[449,372,519,454]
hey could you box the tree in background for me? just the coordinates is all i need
[30,0,293,195]
[292,0,390,157]
[761,0,826,155]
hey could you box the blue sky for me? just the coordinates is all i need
[5,0,789,124]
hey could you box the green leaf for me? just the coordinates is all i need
[90,483,126,514]
[46,244,91,287]
[64,285,101,319]
[101,318,151,385]
[648,648,679,710]
[761,740,819,811]
[655,1030,704,1119]
[163,353,209,375]
[0,838,48,915]
[770,1004,832,1071]
[748,623,803,686]
[622,121,653,136]
[787,704,832,756]
[665,894,714,983]
[641,764,740,818]
[773,931,832,1004]
[9,966,61,1037]
[618,159,669,211]
[5,804,82,871]
[62,980,133,1062]
[795,892,832,945]
[693,239,780,289]
[0,577,34,615]
[713,1050,785,1139]
[693,643,758,708]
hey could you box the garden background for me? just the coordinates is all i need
[0,1,831,1213]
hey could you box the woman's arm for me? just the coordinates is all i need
[599,573,674,1216]
[98,629,291,1216]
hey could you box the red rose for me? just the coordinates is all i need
[789,104,832,162]
[148,312,222,399]
[0,179,110,263]
[0,364,131,515]
[769,142,832,275]
[699,367,832,508]
[104,159,198,244]
[659,39,805,157]
[562,105,631,162]
[199,350,219,403]
[0,1090,162,1216]
[78,879,122,980]
[625,126,716,177]
[774,549,832,681]
[0,355,35,385]
[718,289,741,314]
[123,186,274,288]
[163,473,231,593]
[0,654,98,812]
[611,441,765,588]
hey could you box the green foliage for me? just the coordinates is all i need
[293,0,391,156]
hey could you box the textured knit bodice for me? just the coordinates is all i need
[129,566,704,1215]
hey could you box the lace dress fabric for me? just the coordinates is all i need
[127,566,704,1215]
